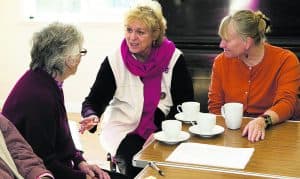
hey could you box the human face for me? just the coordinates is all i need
[219,22,247,58]
[125,20,154,58]
[69,47,87,75]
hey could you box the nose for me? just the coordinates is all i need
[219,39,226,48]
[128,31,138,40]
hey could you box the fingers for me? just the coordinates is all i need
[87,165,111,179]
[252,127,262,142]
[79,116,99,134]
[79,162,96,178]
[79,126,86,134]
[79,117,94,125]
[95,169,111,179]
[86,169,95,178]
[245,120,265,143]
[242,124,249,136]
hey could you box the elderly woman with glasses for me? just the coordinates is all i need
[79,0,194,178]
[2,22,127,179]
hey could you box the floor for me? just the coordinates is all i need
[68,113,110,170]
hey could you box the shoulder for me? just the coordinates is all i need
[174,48,183,57]
[170,48,184,67]
[213,53,230,67]
[265,43,297,59]
[5,72,58,111]
[108,48,122,63]
[107,49,124,71]
[265,43,299,65]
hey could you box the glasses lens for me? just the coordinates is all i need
[80,48,87,56]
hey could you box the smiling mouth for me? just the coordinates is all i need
[131,44,138,47]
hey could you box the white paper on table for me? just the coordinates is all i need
[166,142,254,169]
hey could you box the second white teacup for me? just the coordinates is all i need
[221,102,243,130]
[162,120,182,140]
[177,101,200,121]
[196,113,216,134]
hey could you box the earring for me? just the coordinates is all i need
[244,48,249,58]
[152,40,158,47]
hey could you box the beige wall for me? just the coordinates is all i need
[0,0,124,113]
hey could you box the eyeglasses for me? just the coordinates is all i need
[80,48,87,56]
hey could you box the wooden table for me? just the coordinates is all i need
[135,163,274,179]
[133,116,300,179]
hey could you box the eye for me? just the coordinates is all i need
[136,30,145,36]
[126,27,133,33]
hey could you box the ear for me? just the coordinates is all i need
[152,29,160,41]
[244,37,253,50]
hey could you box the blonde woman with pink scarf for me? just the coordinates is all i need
[79,1,194,178]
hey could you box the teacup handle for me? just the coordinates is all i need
[177,105,183,113]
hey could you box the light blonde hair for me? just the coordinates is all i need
[124,0,167,46]
[219,10,271,45]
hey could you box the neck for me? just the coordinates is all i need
[54,72,69,83]
[133,53,148,62]
[241,43,265,67]
[133,47,152,62]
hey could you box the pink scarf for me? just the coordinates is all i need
[121,38,175,139]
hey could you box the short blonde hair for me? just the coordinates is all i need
[219,10,271,45]
[124,0,166,46]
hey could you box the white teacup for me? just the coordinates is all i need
[162,120,182,140]
[221,102,243,130]
[196,113,216,134]
[177,101,200,121]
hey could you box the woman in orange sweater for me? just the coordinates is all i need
[208,10,300,142]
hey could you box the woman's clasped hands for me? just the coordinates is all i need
[79,161,110,179]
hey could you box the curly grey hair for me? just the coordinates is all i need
[30,22,84,77]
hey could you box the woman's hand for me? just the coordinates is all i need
[79,161,110,179]
[242,117,266,142]
[79,115,100,134]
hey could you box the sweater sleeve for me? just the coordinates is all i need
[81,57,116,134]
[1,69,89,179]
[169,54,194,118]
[208,54,225,114]
[1,114,53,179]
[269,51,300,121]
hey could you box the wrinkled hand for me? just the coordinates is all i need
[79,161,110,179]
[242,117,266,142]
[79,115,99,134]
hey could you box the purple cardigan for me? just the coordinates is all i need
[0,113,52,179]
[2,69,86,179]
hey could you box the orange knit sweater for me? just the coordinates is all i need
[208,43,300,121]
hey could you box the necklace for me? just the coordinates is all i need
[242,46,265,67]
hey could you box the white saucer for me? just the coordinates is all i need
[175,112,203,124]
[153,131,190,145]
[189,125,225,138]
